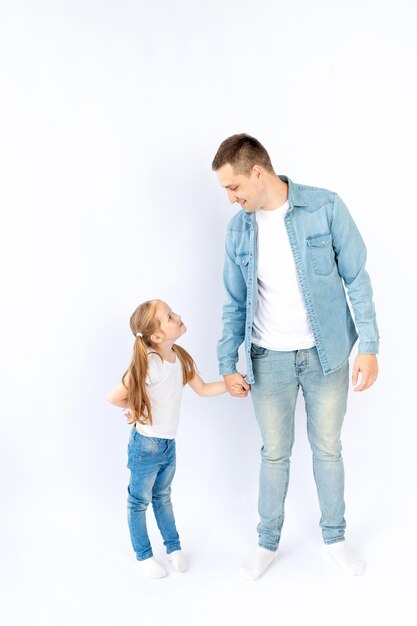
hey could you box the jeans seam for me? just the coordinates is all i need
[324,538,345,545]
[259,543,278,552]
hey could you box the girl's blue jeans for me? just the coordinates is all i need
[127,427,181,561]
[250,344,349,551]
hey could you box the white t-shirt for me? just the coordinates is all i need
[135,351,183,439]
[252,201,315,351]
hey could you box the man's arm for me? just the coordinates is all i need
[330,194,379,390]
[217,228,250,397]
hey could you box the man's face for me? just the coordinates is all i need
[216,163,264,213]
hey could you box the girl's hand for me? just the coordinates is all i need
[224,373,250,398]
[231,383,249,397]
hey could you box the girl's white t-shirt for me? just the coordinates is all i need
[252,201,315,351]
[135,351,183,439]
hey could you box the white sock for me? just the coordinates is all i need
[135,556,167,579]
[323,541,366,576]
[239,547,277,581]
[167,550,188,572]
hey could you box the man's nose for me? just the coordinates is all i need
[227,190,237,204]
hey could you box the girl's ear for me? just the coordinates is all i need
[150,333,163,344]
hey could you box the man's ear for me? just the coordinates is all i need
[252,165,262,179]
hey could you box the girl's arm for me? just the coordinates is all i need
[107,382,129,408]
[188,372,233,397]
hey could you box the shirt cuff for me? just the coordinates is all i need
[219,362,238,376]
[358,341,379,354]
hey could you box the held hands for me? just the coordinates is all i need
[352,354,378,392]
[224,373,251,398]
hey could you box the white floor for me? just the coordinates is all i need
[2,458,415,626]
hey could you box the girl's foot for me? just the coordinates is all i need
[323,541,366,576]
[167,550,188,572]
[136,556,167,579]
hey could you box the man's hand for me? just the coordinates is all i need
[224,373,250,398]
[352,354,378,392]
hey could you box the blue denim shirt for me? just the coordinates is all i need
[217,176,379,384]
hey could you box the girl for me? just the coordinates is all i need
[108,299,241,579]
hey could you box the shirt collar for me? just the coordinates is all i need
[243,175,307,223]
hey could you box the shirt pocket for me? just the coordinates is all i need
[306,232,335,276]
[235,254,250,281]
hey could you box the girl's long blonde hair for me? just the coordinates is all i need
[122,299,196,425]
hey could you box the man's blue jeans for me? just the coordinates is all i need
[127,427,181,561]
[250,344,349,550]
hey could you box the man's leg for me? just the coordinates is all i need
[299,349,348,544]
[300,348,365,574]
[242,346,299,579]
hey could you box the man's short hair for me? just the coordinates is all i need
[211,133,274,176]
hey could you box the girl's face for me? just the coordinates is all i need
[154,301,186,343]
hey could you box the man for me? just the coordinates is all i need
[212,134,378,581]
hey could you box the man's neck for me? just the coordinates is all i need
[262,174,288,211]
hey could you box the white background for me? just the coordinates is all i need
[1,1,416,625]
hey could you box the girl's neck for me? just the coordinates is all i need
[153,341,176,363]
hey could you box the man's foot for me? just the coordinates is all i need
[239,547,277,581]
[135,556,167,579]
[323,541,366,576]
[167,550,188,572]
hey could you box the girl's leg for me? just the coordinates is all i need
[151,439,181,555]
[127,469,156,561]
[127,429,161,561]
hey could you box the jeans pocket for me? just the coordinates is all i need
[127,440,139,471]
[251,344,268,359]
[127,434,161,470]
[138,436,163,458]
